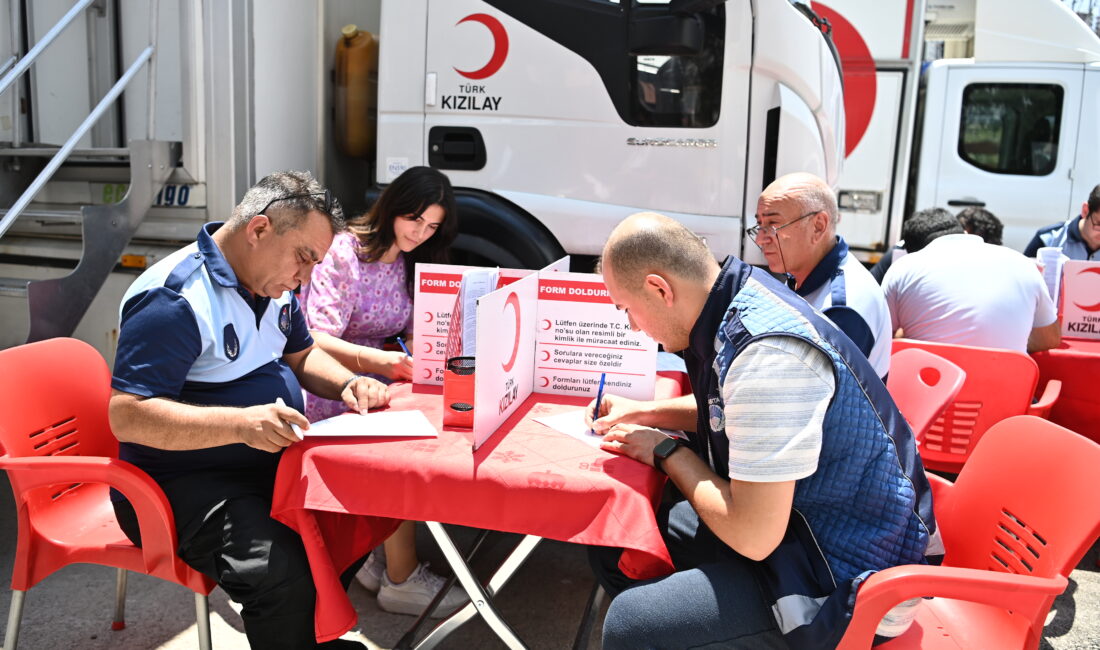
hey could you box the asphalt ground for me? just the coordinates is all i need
[0,482,1098,650]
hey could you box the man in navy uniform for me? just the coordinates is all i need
[109,170,384,649]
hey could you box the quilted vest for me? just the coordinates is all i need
[684,258,941,649]
[1036,216,1098,261]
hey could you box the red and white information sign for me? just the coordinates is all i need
[472,272,539,449]
[412,263,478,385]
[1060,260,1100,340]
[412,259,569,385]
[534,271,657,400]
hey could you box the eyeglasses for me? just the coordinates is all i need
[1087,212,1100,228]
[747,210,819,240]
[258,189,334,217]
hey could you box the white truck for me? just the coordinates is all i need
[814,0,1100,256]
[0,0,845,360]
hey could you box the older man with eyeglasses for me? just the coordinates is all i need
[750,172,892,379]
[1024,183,1100,261]
[108,170,382,649]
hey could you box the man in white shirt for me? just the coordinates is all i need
[882,210,1061,353]
[751,173,892,378]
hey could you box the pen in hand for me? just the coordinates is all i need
[590,372,607,436]
[396,336,412,357]
[275,397,304,440]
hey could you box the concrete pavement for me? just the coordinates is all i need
[0,480,1098,649]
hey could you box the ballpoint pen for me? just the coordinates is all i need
[590,372,607,435]
[396,336,412,357]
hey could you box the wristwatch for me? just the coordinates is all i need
[652,436,684,474]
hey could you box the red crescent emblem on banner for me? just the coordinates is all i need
[423,311,433,323]
[541,319,552,330]
[422,368,432,380]
[455,14,509,80]
[502,292,521,372]
[540,377,549,388]
[422,342,433,354]
[541,350,551,361]
[1073,266,1100,311]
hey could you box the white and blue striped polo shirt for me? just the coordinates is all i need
[112,222,313,482]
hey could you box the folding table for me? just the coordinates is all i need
[271,377,682,647]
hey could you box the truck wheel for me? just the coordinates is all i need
[450,190,565,269]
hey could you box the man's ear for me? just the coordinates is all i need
[245,214,273,246]
[811,210,830,242]
[643,273,675,307]
[1083,202,1091,219]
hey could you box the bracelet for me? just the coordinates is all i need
[355,347,365,372]
[340,375,364,393]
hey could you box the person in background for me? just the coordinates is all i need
[750,172,891,378]
[869,207,958,283]
[300,166,464,617]
[956,206,1003,245]
[587,212,939,649]
[1023,183,1100,260]
[882,208,1061,353]
[110,171,386,649]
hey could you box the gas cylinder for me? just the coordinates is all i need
[334,24,378,158]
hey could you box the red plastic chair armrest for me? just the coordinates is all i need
[838,565,1067,649]
[1027,380,1062,418]
[926,471,954,518]
[0,455,182,574]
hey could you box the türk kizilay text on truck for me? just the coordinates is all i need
[2,0,1096,361]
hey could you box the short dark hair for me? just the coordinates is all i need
[1088,184,1100,214]
[902,207,963,252]
[228,170,345,234]
[956,207,1003,246]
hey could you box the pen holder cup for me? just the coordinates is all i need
[443,356,476,428]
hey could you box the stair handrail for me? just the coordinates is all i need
[0,0,97,97]
[0,0,161,242]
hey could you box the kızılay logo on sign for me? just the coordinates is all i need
[443,13,506,111]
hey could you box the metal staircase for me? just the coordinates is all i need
[0,0,175,343]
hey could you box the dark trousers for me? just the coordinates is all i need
[114,467,366,650]
[589,495,786,649]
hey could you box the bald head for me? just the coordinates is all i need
[761,173,838,229]
[602,212,718,292]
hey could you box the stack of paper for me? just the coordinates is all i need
[459,268,499,357]
[1037,246,1068,303]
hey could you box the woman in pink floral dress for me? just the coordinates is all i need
[300,166,464,616]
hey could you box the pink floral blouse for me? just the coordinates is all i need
[300,231,412,421]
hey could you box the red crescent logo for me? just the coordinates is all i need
[422,342,433,354]
[1073,266,1100,311]
[423,311,433,323]
[813,3,876,155]
[541,350,551,361]
[455,14,509,80]
[541,319,552,330]
[502,292,522,372]
[539,377,549,388]
[422,368,433,380]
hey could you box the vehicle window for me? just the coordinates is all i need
[958,83,1063,176]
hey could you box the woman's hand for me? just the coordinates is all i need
[379,349,414,380]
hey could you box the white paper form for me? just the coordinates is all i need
[533,409,607,449]
[460,268,499,357]
[533,408,687,450]
[303,410,438,438]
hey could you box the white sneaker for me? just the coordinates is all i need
[355,551,384,592]
[377,562,467,618]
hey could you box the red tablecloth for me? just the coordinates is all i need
[271,379,681,642]
[1032,339,1100,444]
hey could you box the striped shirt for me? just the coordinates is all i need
[722,336,835,482]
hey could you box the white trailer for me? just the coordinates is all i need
[0,0,844,361]
[814,0,1100,257]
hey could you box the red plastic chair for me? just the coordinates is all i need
[0,338,215,649]
[891,339,1061,474]
[837,415,1100,649]
[886,348,967,444]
